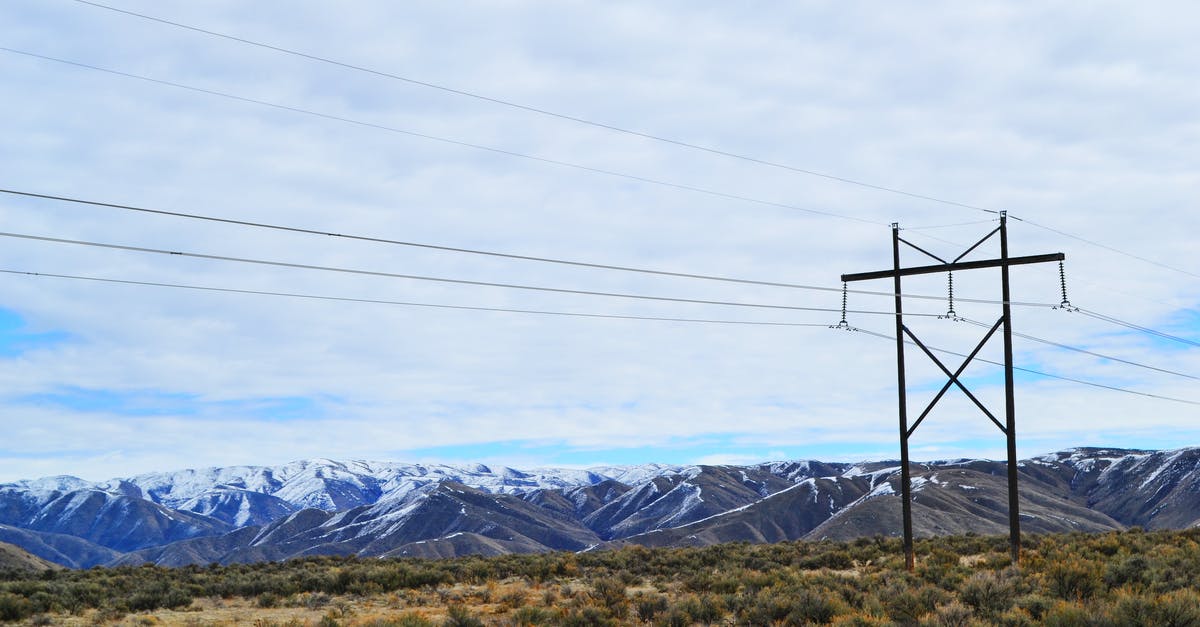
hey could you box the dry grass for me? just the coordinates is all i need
[39,579,572,626]
[8,530,1200,625]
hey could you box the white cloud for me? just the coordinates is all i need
[1,1,1198,481]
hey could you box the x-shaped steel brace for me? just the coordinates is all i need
[902,316,1007,438]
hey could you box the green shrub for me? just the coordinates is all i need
[1041,601,1091,627]
[675,593,725,624]
[786,588,841,624]
[379,613,437,627]
[929,601,972,627]
[1045,559,1102,601]
[634,592,669,622]
[0,592,35,622]
[740,589,797,624]
[589,577,627,618]
[1013,594,1053,620]
[511,606,555,626]
[560,606,617,626]
[960,571,1016,618]
[882,582,948,624]
[443,604,484,627]
[1152,589,1200,626]
[1104,554,1150,589]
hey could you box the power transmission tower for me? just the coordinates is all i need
[840,212,1063,570]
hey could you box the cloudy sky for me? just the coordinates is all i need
[2,1,1198,482]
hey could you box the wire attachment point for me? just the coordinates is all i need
[1053,260,1078,312]
[938,271,962,321]
[831,282,853,330]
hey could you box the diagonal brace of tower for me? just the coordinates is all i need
[841,211,1063,570]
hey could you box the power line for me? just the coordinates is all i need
[0,230,951,318]
[1011,215,1200,281]
[16,18,1196,289]
[11,53,1189,294]
[69,0,999,216]
[959,317,1200,381]
[1075,307,1200,349]
[0,188,1060,308]
[0,269,832,328]
[0,46,880,227]
[902,219,998,231]
[849,326,1200,407]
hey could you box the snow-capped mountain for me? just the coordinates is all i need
[3,460,678,529]
[5,447,1200,568]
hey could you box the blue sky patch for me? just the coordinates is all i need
[0,308,69,357]
[14,386,332,420]
[395,435,906,467]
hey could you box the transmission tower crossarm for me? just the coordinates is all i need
[839,212,1061,571]
[840,252,1065,283]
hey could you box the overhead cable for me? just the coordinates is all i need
[849,326,1200,407]
[902,219,998,231]
[1011,215,1200,281]
[69,0,998,216]
[0,47,880,227]
[0,230,948,318]
[1075,308,1200,349]
[14,23,1194,285]
[960,317,1200,381]
[0,188,1058,308]
[0,269,831,327]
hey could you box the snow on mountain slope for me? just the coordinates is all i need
[11,447,1200,568]
[3,459,680,520]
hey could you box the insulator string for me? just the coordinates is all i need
[1056,260,1077,311]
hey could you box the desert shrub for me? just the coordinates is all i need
[17,529,1200,625]
[124,584,193,612]
[499,589,527,609]
[786,587,842,624]
[560,606,617,626]
[1044,558,1102,601]
[739,589,796,625]
[654,607,690,627]
[370,613,437,627]
[1104,592,1156,625]
[634,592,669,622]
[1091,533,1123,557]
[443,605,484,627]
[0,592,35,622]
[882,582,949,624]
[992,608,1036,627]
[675,593,725,624]
[927,600,972,627]
[1104,554,1150,589]
[798,548,854,570]
[926,547,960,568]
[1152,589,1200,626]
[302,592,333,609]
[1041,601,1091,627]
[511,606,555,626]
[960,570,1016,618]
[1012,594,1053,620]
[829,611,891,626]
[589,577,627,617]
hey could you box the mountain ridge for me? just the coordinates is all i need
[4,446,1200,568]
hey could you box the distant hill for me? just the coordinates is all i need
[0,540,60,572]
[3,447,1200,567]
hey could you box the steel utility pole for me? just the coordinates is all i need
[841,212,1063,570]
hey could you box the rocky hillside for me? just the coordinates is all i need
[0,541,59,572]
[3,447,1199,567]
